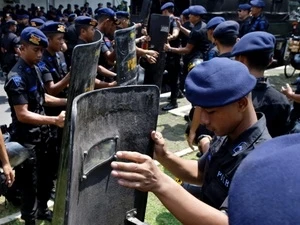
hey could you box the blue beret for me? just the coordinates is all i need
[6,20,17,26]
[40,16,47,22]
[116,11,130,19]
[17,14,30,19]
[250,0,265,8]
[238,4,251,10]
[185,58,256,108]
[188,5,207,15]
[68,13,77,19]
[96,7,116,18]
[181,8,190,16]
[213,20,239,38]
[30,18,45,27]
[40,21,66,34]
[229,133,300,225]
[206,16,225,30]
[160,2,174,11]
[21,27,48,48]
[75,16,98,27]
[231,31,275,56]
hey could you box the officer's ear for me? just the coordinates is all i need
[237,96,248,112]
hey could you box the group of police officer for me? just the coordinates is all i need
[0,0,300,224]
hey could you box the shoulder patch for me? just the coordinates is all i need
[11,76,22,87]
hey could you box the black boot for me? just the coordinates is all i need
[24,219,36,225]
[162,102,178,111]
[37,208,53,222]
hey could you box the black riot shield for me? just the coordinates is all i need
[65,85,159,225]
[115,25,138,86]
[53,30,103,225]
[143,14,169,90]
[139,0,152,25]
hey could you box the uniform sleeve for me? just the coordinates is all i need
[101,40,109,54]
[12,36,20,48]
[38,61,53,83]
[258,19,269,31]
[198,151,209,172]
[5,75,28,105]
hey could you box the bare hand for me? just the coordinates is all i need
[56,111,66,128]
[186,130,196,150]
[281,83,294,97]
[175,18,182,28]
[2,163,14,187]
[164,43,170,52]
[151,131,167,160]
[111,151,164,192]
[145,54,157,64]
[108,81,117,87]
[146,50,159,58]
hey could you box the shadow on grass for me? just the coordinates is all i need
[155,212,181,225]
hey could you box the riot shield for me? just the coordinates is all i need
[66,85,159,225]
[115,25,138,86]
[143,14,169,90]
[53,30,103,225]
[139,0,152,25]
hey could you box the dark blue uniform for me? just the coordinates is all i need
[186,21,210,67]
[238,16,251,37]
[163,16,181,107]
[1,31,19,73]
[199,113,271,209]
[248,14,269,32]
[252,78,291,137]
[5,58,55,223]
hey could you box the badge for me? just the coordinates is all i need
[12,76,22,87]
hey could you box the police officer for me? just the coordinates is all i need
[1,20,20,74]
[16,14,30,35]
[248,0,269,32]
[116,11,130,29]
[75,16,117,88]
[213,20,239,58]
[228,133,300,224]
[164,5,209,80]
[4,27,66,225]
[237,4,251,37]
[111,58,271,224]
[232,31,291,137]
[160,2,181,111]
[281,78,300,133]
[30,18,45,29]
[205,16,225,60]
[64,13,78,67]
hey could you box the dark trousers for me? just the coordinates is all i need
[18,142,59,221]
[165,54,181,103]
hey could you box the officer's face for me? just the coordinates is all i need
[21,44,44,65]
[84,26,95,43]
[237,9,250,20]
[189,14,200,25]
[251,6,262,17]
[198,100,245,137]
[48,33,64,52]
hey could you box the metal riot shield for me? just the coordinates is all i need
[139,0,152,25]
[53,30,103,225]
[114,25,138,86]
[66,85,159,225]
[143,14,169,90]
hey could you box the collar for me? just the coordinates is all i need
[18,58,34,73]
[228,112,268,156]
[218,52,232,58]
[254,77,271,90]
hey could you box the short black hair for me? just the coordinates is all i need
[242,50,273,70]
[75,24,90,36]
[215,34,238,47]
